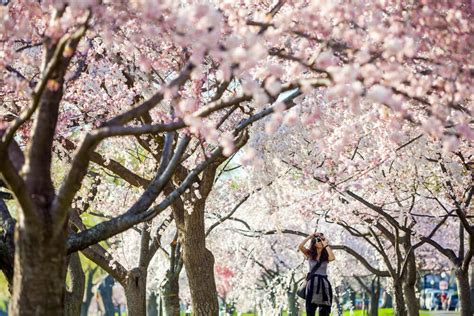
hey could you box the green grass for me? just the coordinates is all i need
[340,309,451,316]
[341,308,395,316]
[335,310,447,316]
[180,309,453,316]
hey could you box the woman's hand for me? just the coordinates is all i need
[321,237,328,247]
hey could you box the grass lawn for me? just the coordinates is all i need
[180,309,453,315]
[242,309,449,316]
[341,309,435,316]
[341,308,396,316]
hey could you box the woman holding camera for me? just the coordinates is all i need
[298,232,336,316]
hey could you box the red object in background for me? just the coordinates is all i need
[441,291,448,310]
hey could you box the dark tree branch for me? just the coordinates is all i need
[439,161,473,236]
[148,214,173,258]
[330,245,390,277]
[81,245,128,283]
[60,136,150,188]
[206,184,269,236]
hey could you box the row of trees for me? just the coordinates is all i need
[0,0,472,315]
[207,123,472,316]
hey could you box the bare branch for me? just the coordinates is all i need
[0,156,38,222]
[61,137,150,188]
[81,245,128,282]
[439,161,474,236]
[148,214,173,258]
[412,209,455,249]
[345,190,409,234]
[206,184,270,236]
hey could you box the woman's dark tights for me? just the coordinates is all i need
[306,303,331,316]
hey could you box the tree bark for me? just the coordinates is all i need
[402,251,419,316]
[171,165,224,316]
[64,252,86,316]
[163,270,181,316]
[5,19,87,315]
[402,282,418,316]
[124,268,147,316]
[9,225,68,315]
[181,205,219,315]
[392,281,407,316]
[0,198,14,292]
[470,261,474,312]
[456,268,473,316]
[8,57,68,314]
[369,276,380,316]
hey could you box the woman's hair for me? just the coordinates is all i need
[308,237,329,262]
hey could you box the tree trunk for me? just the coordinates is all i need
[64,252,85,316]
[334,294,343,316]
[7,31,80,314]
[456,268,473,316]
[124,268,147,316]
[403,282,418,316]
[169,151,234,316]
[349,286,356,307]
[99,275,116,316]
[163,270,181,316]
[158,295,164,316]
[9,225,68,315]
[470,261,474,312]
[402,252,419,316]
[369,276,380,316]
[81,267,98,316]
[392,281,407,316]
[181,197,219,315]
[380,288,392,308]
[286,281,298,316]
[148,291,159,316]
[0,198,14,292]
[369,291,379,316]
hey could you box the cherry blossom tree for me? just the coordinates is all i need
[0,1,304,313]
[248,126,471,315]
[205,176,392,315]
[228,75,471,315]
[1,0,472,315]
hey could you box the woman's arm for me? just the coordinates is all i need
[298,233,314,257]
[322,238,336,261]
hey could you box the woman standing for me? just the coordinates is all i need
[298,232,336,316]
